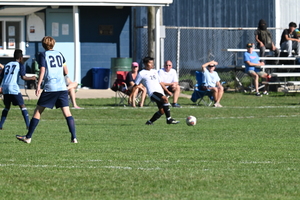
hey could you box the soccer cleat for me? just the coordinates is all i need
[167,118,180,124]
[16,135,31,143]
[172,103,182,108]
[145,120,154,125]
[71,138,78,143]
[255,92,262,97]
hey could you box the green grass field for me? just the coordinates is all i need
[1,92,300,199]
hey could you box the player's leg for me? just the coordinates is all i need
[148,92,179,125]
[61,107,77,143]
[146,95,163,125]
[16,91,53,143]
[19,104,30,129]
[12,93,30,129]
[16,105,45,143]
[0,95,11,129]
[57,91,77,143]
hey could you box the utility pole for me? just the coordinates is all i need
[147,6,155,58]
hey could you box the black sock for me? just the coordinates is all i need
[162,104,171,119]
[0,108,9,128]
[66,116,76,140]
[149,111,162,123]
[26,118,40,138]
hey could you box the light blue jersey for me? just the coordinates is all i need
[1,61,25,95]
[39,50,67,92]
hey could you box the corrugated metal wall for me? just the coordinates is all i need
[163,0,275,27]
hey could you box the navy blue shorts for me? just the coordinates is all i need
[150,92,165,108]
[37,90,69,109]
[3,93,24,106]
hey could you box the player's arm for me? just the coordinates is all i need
[21,75,36,81]
[35,66,45,96]
[19,63,36,81]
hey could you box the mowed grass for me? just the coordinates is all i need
[1,92,300,199]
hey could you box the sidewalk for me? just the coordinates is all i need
[21,88,191,100]
[21,88,116,100]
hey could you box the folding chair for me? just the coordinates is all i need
[190,71,213,106]
[111,71,141,106]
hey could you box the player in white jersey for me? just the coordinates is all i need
[135,56,179,125]
[0,49,36,129]
[16,36,77,144]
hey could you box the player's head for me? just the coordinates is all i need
[42,36,56,50]
[143,56,154,70]
[14,49,23,60]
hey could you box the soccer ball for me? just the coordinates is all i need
[186,115,197,126]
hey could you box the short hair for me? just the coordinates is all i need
[42,36,56,50]
[13,49,23,60]
[143,56,154,64]
[289,22,297,28]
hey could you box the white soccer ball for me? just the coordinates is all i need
[186,115,197,126]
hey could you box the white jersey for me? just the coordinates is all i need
[158,68,178,88]
[203,68,220,87]
[135,69,164,97]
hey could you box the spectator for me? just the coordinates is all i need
[244,43,270,97]
[125,62,147,107]
[158,60,182,108]
[0,49,36,129]
[135,56,179,125]
[280,22,300,57]
[255,19,279,63]
[65,75,82,109]
[16,36,78,144]
[201,60,224,107]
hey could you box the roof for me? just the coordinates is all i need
[0,0,173,7]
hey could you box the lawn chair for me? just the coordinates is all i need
[190,71,213,106]
[111,71,141,106]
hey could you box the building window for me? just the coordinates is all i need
[0,17,24,55]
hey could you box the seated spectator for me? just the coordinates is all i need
[158,60,181,108]
[65,75,82,109]
[126,62,147,107]
[201,60,224,107]
[280,22,300,57]
[255,19,279,63]
[244,43,270,97]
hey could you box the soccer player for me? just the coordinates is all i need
[135,56,179,125]
[0,49,36,130]
[16,36,78,143]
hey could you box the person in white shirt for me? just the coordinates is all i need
[201,60,224,107]
[158,60,181,108]
[135,56,179,125]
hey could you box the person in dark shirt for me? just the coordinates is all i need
[125,62,146,107]
[254,19,279,62]
[280,22,300,57]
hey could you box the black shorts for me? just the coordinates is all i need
[37,90,69,109]
[3,93,24,107]
[167,86,175,93]
[150,92,165,108]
